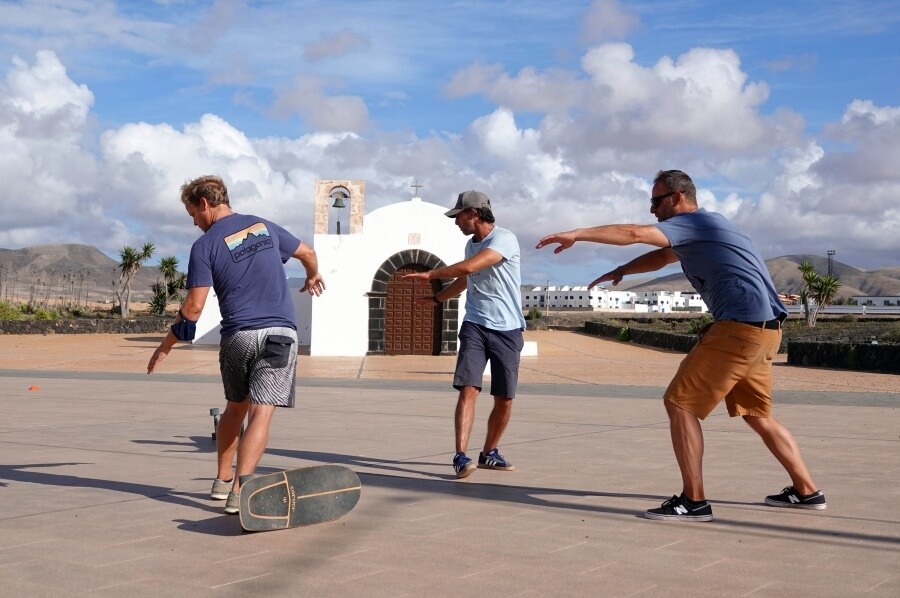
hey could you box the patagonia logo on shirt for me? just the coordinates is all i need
[224,223,274,262]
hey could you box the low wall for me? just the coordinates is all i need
[787,341,900,374]
[584,321,697,353]
[0,318,170,335]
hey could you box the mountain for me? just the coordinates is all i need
[624,254,900,297]
[4,245,899,306]
[0,244,165,304]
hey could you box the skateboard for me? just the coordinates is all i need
[239,464,361,532]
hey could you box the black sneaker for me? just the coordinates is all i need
[645,494,713,522]
[453,452,476,479]
[765,486,827,510]
[477,448,515,471]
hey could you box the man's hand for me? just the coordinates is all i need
[300,273,326,296]
[589,268,623,289]
[400,272,431,283]
[414,295,440,307]
[535,231,576,254]
[147,346,169,374]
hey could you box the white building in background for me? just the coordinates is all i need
[194,180,468,356]
[522,286,708,313]
[850,295,900,307]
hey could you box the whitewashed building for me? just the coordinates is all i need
[195,180,469,356]
[850,295,900,307]
[522,286,707,313]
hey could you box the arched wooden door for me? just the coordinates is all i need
[385,265,441,355]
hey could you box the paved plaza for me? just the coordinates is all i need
[1,330,898,597]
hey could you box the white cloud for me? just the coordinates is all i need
[269,74,370,133]
[1,31,898,285]
[304,28,372,62]
[580,0,640,45]
[0,51,97,245]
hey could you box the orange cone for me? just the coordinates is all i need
[28,385,40,391]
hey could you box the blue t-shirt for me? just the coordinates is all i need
[654,209,786,322]
[187,213,301,337]
[463,226,526,331]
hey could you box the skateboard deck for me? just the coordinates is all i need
[239,464,361,532]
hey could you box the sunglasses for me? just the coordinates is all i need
[650,191,676,208]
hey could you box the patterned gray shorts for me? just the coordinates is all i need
[219,327,298,407]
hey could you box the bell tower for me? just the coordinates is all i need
[314,180,365,235]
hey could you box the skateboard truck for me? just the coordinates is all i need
[209,407,244,441]
[210,408,220,440]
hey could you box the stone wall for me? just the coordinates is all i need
[0,318,170,335]
[584,321,697,353]
[787,341,900,374]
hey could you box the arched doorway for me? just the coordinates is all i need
[367,249,459,356]
[385,265,440,355]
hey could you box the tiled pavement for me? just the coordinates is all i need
[0,331,898,597]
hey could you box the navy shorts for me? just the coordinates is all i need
[453,321,524,398]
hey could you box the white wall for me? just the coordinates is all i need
[190,197,495,354]
[310,197,466,356]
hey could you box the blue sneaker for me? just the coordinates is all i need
[478,448,515,471]
[453,452,476,479]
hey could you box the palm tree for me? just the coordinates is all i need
[797,261,841,327]
[808,274,842,327]
[151,256,184,315]
[116,243,155,318]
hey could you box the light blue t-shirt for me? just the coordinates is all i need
[463,226,526,331]
[654,209,786,322]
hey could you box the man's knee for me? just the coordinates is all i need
[247,403,275,422]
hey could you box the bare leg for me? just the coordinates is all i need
[743,415,818,494]
[232,403,276,493]
[216,399,250,482]
[455,387,479,453]
[665,399,706,501]
[483,396,512,454]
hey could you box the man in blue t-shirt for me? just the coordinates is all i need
[403,190,526,479]
[537,170,825,522]
[147,175,325,514]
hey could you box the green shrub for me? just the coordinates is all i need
[0,300,24,320]
[880,323,900,343]
[617,326,630,341]
[32,307,59,321]
[526,307,542,320]
[837,314,857,322]
[688,314,714,334]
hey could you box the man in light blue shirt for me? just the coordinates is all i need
[403,190,525,479]
[537,170,825,521]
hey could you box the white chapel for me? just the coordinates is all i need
[193,180,469,357]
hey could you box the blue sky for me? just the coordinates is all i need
[0,0,898,285]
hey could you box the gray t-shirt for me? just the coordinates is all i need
[463,226,526,331]
[654,209,786,322]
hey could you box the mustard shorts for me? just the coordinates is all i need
[664,321,781,420]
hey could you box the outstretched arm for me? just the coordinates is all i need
[536,224,670,253]
[292,242,325,296]
[147,285,210,373]
[589,248,679,288]
[411,276,468,307]
[401,248,503,303]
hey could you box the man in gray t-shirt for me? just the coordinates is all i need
[537,169,825,522]
[403,190,525,480]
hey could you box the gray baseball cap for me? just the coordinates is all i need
[445,190,492,217]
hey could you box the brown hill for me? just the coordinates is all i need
[623,254,900,297]
[0,244,165,304]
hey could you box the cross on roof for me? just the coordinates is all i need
[411,179,423,196]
